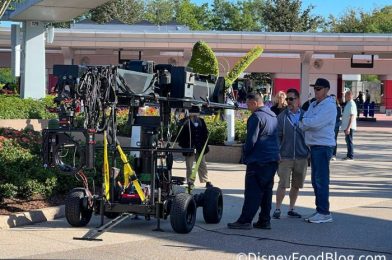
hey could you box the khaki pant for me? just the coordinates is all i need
[185,153,209,184]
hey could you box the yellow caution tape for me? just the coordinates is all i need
[116,144,146,202]
[103,131,110,200]
[187,133,210,194]
[214,111,221,122]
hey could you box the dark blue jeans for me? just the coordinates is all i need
[333,128,339,156]
[237,162,278,224]
[345,129,354,159]
[310,146,333,215]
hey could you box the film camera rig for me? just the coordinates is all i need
[42,61,236,239]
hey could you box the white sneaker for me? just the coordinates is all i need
[304,212,317,222]
[331,156,336,161]
[307,213,333,223]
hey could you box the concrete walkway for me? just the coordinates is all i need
[0,123,391,259]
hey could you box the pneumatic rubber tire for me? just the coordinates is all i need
[65,189,92,227]
[170,193,196,234]
[203,187,223,224]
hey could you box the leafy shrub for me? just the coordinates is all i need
[0,68,14,84]
[0,95,57,119]
[0,183,18,200]
[18,179,46,199]
[235,110,250,143]
[117,108,131,136]
[0,128,81,200]
[235,119,247,143]
[204,116,227,145]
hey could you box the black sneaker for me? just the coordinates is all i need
[272,209,281,219]
[227,221,252,230]
[253,221,271,229]
[287,210,302,218]
[205,182,213,188]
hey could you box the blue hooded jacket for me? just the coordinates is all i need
[243,106,280,165]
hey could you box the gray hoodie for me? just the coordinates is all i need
[277,108,309,160]
[300,96,337,147]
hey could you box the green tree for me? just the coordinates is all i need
[244,72,272,88]
[187,41,219,76]
[145,0,175,25]
[174,0,210,30]
[325,6,392,33]
[241,0,264,31]
[209,0,228,31]
[209,0,263,31]
[361,75,380,83]
[363,6,392,33]
[262,0,323,32]
[89,0,144,24]
[192,3,212,30]
[325,9,368,33]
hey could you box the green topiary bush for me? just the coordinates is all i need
[187,41,219,76]
[225,46,264,87]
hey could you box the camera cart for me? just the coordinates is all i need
[42,62,235,240]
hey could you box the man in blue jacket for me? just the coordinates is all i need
[228,93,280,230]
[300,78,336,224]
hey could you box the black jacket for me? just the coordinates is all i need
[178,117,209,156]
[270,105,287,116]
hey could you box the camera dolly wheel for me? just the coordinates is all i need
[170,193,197,234]
[65,188,93,227]
[202,187,223,224]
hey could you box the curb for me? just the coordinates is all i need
[0,205,65,229]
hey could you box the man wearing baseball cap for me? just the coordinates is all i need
[300,78,336,223]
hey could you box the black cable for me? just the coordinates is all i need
[194,225,392,256]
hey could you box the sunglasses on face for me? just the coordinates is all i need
[314,87,323,91]
[285,97,297,101]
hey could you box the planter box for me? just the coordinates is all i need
[0,119,49,131]
[206,144,242,164]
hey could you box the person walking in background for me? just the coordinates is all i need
[228,93,280,230]
[363,89,372,118]
[273,88,309,219]
[300,78,336,224]
[341,91,357,161]
[330,94,342,161]
[355,91,364,117]
[177,106,212,188]
[271,91,287,116]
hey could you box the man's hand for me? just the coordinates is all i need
[344,128,350,135]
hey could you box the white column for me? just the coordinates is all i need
[61,47,74,65]
[300,51,313,105]
[11,24,21,78]
[182,49,192,66]
[21,21,46,99]
[225,98,235,144]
